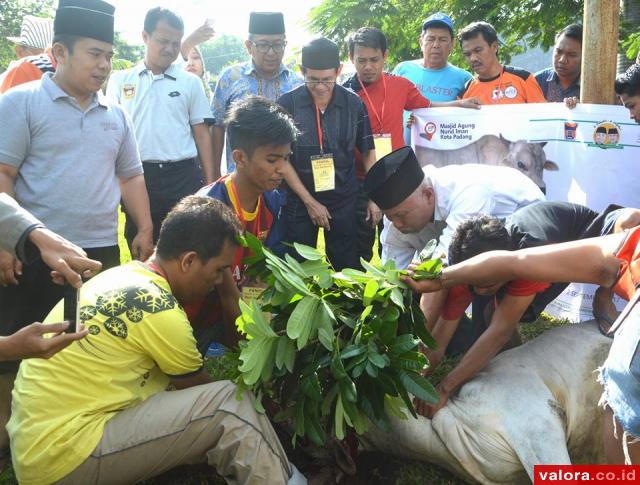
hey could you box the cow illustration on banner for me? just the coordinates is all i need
[410,103,640,320]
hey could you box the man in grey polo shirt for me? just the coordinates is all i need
[107,7,214,247]
[0,0,153,456]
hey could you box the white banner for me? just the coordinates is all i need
[410,103,640,321]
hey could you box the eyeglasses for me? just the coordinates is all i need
[305,79,337,87]
[252,41,286,54]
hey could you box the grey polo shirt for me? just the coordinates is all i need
[0,73,143,248]
[106,62,212,162]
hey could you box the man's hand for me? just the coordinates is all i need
[415,383,449,418]
[30,227,102,288]
[400,263,444,294]
[0,249,20,286]
[564,96,579,109]
[456,97,481,109]
[0,321,88,361]
[406,113,415,129]
[305,198,332,230]
[366,200,382,228]
[130,228,154,261]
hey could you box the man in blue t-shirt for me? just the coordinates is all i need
[392,12,472,144]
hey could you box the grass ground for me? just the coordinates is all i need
[0,214,568,484]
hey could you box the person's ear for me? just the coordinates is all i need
[179,251,198,273]
[383,50,389,62]
[233,148,249,169]
[51,43,67,65]
[244,39,253,56]
[142,30,150,45]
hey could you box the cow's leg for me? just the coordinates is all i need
[505,402,571,481]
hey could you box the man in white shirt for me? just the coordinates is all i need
[363,146,544,328]
[106,7,214,247]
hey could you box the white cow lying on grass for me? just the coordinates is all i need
[361,322,612,484]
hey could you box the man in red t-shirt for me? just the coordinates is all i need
[343,27,480,261]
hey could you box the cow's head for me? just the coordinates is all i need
[500,136,559,191]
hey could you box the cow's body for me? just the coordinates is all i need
[414,134,558,190]
[362,322,611,484]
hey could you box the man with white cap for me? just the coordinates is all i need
[0,15,55,93]
[211,12,303,175]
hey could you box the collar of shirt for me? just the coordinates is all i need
[135,61,180,80]
[242,60,290,79]
[546,68,580,88]
[343,72,388,93]
[296,82,348,110]
[41,72,107,109]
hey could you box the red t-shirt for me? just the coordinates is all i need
[345,73,430,179]
[441,281,551,321]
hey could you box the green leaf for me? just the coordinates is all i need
[360,305,373,321]
[368,352,388,369]
[390,288,404,310]
[413,258,443,280]
[283,338,296,373]
[294,242,323,260]
[365,361,379,377]
[418,239,437,261]
[389,334,419,355]
[254,388,266,414]
[275,336,288,370]
[305,411,326,446]
[394,352,427,372]
[334,395,346,441]
[339,377,358,403]
[286,296,318,340]
[363,279,379,306]
[330,353,348,379]
[340,344,367,360]
[398,370,439,404]
[321,384,340,416]
[316,302,335,351]
[301,373,322,400]
[360,258,385,277]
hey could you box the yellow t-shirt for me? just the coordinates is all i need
[8,262,203,485]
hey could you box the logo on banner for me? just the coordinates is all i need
[590,121,622,149]
[423,122,437,141]
[564,122,578,140]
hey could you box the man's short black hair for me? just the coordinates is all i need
[156,196,241,261]
[458,21,498,47]
[52,34,80,53]
[225,96,298,157]
[557,23,582,44]
[615,64,640,97]
[348,27,387,56]
[144,7,184,34]
[449,215,511,265]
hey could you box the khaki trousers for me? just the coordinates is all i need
[56,381,294,485]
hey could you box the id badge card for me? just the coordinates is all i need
[373,134,393,160]
[311,153,336,192]
[241,285,271,323]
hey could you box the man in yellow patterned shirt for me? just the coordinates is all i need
[8,196,304,485]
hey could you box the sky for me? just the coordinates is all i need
[108,0,322,48]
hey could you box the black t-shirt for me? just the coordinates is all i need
[505,201,604,249]
[277,84,375,209]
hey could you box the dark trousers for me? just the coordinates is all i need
[445,283,569,356]
[355,183,383,263]
[283,197,359,271]
[0,245,120,373]
[125,159,203,247]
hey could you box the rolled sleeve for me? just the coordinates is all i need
[0,193,42,256]
[115,110,143,180]
[0,94,30,167]
[189,76,213,126]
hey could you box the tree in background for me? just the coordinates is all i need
[200,34,248,78]
[308,0,638,69]
[113,32,144,65]
[0,0,54,71]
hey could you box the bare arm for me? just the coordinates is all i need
[170,368,212,390]
[0,164,21,285]
[281,162,332,230]
[119,174,153,261]
[217,268,242,348]
[0,322,88,361]
[211,125,225,181]
[420,289,449,331]
[403,235,624,294]
[192,123,215,185]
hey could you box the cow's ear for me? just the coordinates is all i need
[544,160,559,171]
[539,141,548,147]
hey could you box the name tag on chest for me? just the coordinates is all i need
[311,153,336,192]
[373,134,392,160]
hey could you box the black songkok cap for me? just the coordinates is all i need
[54,0,115,44]
[301,37,340,70]
[363,146,425,210]
[249,12,285,35]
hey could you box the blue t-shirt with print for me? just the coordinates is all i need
[392,60,472,144]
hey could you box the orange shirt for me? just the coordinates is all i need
[461,66,546,105]
[0,49,56,94]
[614,227,640,301]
